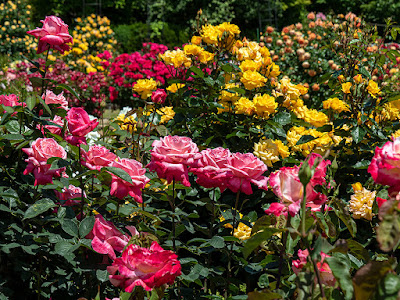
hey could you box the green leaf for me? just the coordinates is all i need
[332,200,357,237]
[316,124,333,132]
[243,228,282,259]
[326,253,354,300]
[377,213,400,252]
[26,96,36,110]
[104,166,133,184]
[209,236,225,249]
[96,269,109,283]
[273,112,291,125]
[352,160,370,169]
[189,66,204,78]
[79,216,95,238]
[0,134,24,141]
[247,290,283,299]
[353,260,394,300]
[23,198,56,220]
[54,240,79,256]
[386,94,400,103]
[296,135,315,145]
[61,219,79,237]
[351,126,366,144]
[204,77,215,86]
[376,273,400,299]
[57,83,81,101]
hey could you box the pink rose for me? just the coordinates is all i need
[151,89,167,104]
[55,185,85,206]
[86,215,138,260]
[368,138,400,194]
[266,154,330,217]
[147,135,199,186]
[22,138,67,186]
[42,90,69,110]
[40,115,64,136]
[66,107,99,145]
[81,145,117,171]
[107,241,182,292]
[27,16,73,54]
[225,152,268,195]
[190,147,233,191]
[110,158,150,203]
[292,249,336,287]
[0,94,24,107]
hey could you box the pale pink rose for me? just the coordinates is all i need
[292,249,336,287]
[266,153,330,217]
[107,241,182,292]
[109,158,150,203]
[190,147,233,191]
[55,185,85,206]
[66,107,99,137]
[86,214,139,260]
[151,89,167,104]
[81,145,117,171]
[40,115,64,136]
[27,16,73,54]
[225,152,268,195]
[42,90,69,110]
[368,138,400,194]
[22,138,67,186]
[147,135,199,186]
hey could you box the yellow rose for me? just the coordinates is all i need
[366,80,380,97]
[166,83,185,93]
[353,74,363,84]
[234,97,255,115]
[240,70,267,90]
[133,78,158,99]
[253,94,277,118]
[191,36,202,45]
[341,82,352,93]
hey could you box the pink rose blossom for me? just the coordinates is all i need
[55,185,85,206]
[147,135,199,186]
[40,115,64,136]
[151,89,167,104]
[225,152,268,195]
[0,94,26,115]
[265,153,330,217]
[42,90,69,110]
[27,16,73,54]
[66,107,99,137]
[190,147,233,191]
[86,215,139,260]
[110,158,150,203]
[368,138,400,194]
[107,241,182,292]
[22,138,67,186]
[292,249,336,287]
[81,145,117,171]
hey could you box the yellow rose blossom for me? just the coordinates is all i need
[217,22,240,36]
[253,94,277,118]
[166,83,185,93]
[115,114,137,133]
[342,82,352,93]
[254,139,289,167]
[375,103,400,123]
[198,50,214,64]
[159,49,191,68]
[353,74,363,84]
[287,126,333,156]
[234,97,255,115]
[183,44,202,56]
[201,24,220,45]
[239,60,261,72]
[220,211,252,241]
[349,188,376,221]
[352,182,363,192]
[302,108,329,127]
[158,106,175,124]
[240,70,267,90]
[219,83,240,102]
[264,63,280,78]
[86,66,97,73]
[191,35,202,45]
[323,97,350,113]
[366,80,380,97]
[133,78,158,99]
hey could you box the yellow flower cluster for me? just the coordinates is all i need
[133,78,158,99]
[349,187,376,221]
[220,211,252,241]
[201,22,240,49]
[366,79,381,98]
[63,14,116,73]
[159,49,192,68]
[157,106,175,124]
[323,97,350,113]
[166,83,185,93]
[253,139,289,167]
[183,44,214,64]
[115,113,137,133]
[286,126,335,156]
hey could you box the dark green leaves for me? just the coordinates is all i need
[23,198,56,220]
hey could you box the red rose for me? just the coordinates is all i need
[107,241,182,292]
[27,16,73,54]
[151,88,167,104]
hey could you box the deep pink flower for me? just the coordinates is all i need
[0,94,25,108]
[225,153,268,195]
[265,153,330,217]
[81,145,117,171]
[42,90,68,110]
[151,89,167,104]
[66,107,99,137]
[86,215,138,260]
[147,135,199,186]
[107,241,182,292]
[190,147,233,191]
[27,16,73,54]
[109,158,150,203]
[55,185,85,206]
[40,115,64,137]
[22,138,67,186]
[292,249,336,287]
[368,138,400,194]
